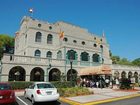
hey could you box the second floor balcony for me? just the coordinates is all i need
[2,54,102,67]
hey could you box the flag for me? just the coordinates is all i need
[59,31,64,39]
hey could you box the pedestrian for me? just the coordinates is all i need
[105,78,110,87]
[96,81,99,88]
[115,78,119,89]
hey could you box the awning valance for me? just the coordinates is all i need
[78,65,112,76]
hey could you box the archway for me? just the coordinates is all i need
[67,69,77,81]
[49,68,61,81]
[121,71,126,79]
[30,67,44,81]
[134,72,138,83]
[114,71,120,79]
[128,71,133,79]
[9,66,26,81]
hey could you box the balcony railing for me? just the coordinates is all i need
[2,54,101,67]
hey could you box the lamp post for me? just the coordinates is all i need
[46,58,51,82]
[70,56,73,86]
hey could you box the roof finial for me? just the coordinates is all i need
[29,8,34,17]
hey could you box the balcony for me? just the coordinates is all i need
[2,54,101,67]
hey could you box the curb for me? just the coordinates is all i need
[60,93,140,105]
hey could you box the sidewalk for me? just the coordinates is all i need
[60,87,140,105]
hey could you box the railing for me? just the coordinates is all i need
[2,54,101,67]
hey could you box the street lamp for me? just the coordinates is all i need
[46,58,51,82]
[70,56,73,86]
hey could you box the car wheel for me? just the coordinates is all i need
[31,96,35,105]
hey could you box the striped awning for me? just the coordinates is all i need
[78,65,112,76]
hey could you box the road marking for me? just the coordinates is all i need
[16,96,28,105]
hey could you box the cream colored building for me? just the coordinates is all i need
[0,16,140,82]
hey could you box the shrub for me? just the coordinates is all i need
[51,81,74,88]
[9,81,73,90]
[120,78,131,89]
[58,87,92,97]
[9,81,32,90]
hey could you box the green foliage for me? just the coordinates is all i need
[111,55,140,66]
[111,56,120,64]
[9,81,73,90]
[117,58,132,65]
[0,34,14,60]
[51,81,73,88]
[132,58,140,66]
[58,87,92,97]
[9,81,33,90]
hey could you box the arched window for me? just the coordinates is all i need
[67,50,77,60]
[47,34,53,44]
[92,54,100,62]
[57,51,62,59]
[34,50,41,57]
[46,51,52,58]
[35,32,42,42]
[82,41,85,45]
[63,37,68,42]
[81,52,89,61]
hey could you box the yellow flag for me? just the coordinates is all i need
[59,31,64,39]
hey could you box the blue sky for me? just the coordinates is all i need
[0,0,140,61]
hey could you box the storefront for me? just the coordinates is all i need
[79,65,112,87]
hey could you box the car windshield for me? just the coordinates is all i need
[37,83,55,89]
[0,84,11,90]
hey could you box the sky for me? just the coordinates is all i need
[0,0,140,61]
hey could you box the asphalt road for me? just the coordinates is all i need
[15,96,69,105]
[98,96,140,105]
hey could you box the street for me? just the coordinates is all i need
[98,96,140,105]
[15,96,69,105]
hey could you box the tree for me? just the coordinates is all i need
[0,34,14,60]
[132,58,140,66]
[118,58,132,65]
[111,56,120,64]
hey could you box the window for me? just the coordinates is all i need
[73,40,77,43]
[63,37,68,42]
[100,45,103,49]
[81,52,89,61]
[57,51,62,59]
[35,32,42,42]
[34,50,41,57]
[94,44,97,47]
[67,50,77,60]
[92,54,99,62]
[47,34,53,44]
[100,38,102,41]
[38,23,41,27]
[82,41,85,45]
[49,26,52,30]
[46,51,52,58]
[94,37,96,40]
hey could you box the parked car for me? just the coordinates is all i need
[0,82,16,105]
[24,82,60,104]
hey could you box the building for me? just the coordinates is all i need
[0,16,140,82]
